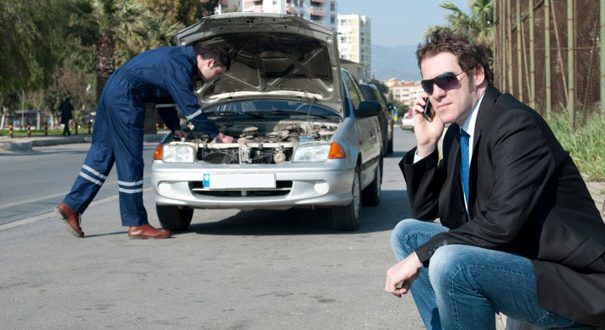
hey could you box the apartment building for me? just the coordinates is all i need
[384,79,422,108]
[239,0,338,30]
[216,0,241,13]
[336,14,371,82]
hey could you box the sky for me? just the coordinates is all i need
[337,0,471,47]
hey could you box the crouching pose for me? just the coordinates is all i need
[385,30,605,329]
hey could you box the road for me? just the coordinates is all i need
[0,128,424,329]
[0,143,156,225]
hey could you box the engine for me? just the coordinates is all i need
[184,120,338,164]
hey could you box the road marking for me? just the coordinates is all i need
[0,187,152,232]
[0,191,71,211]
[0,179,122,211]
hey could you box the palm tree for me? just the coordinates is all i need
[427,0,494,45]
[90,0,151,97]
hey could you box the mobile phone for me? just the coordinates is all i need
[423,98,433,121]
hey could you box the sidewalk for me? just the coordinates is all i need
[0,133,164,152]
[0,135,92,152]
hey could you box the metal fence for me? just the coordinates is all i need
[493,0,605,125]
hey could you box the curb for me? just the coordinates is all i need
[0,141,33,152]
[0,134,164,153]
[0,136,89,152]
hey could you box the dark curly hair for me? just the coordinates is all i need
[194,45,231,71]
[416,29,493,86]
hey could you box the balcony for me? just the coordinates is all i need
[311,0,325,3]
[285,6,299,14]
[310,7,325,16]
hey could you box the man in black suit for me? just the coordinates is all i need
[384,30,605,329]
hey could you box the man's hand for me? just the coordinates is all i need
[215,132,233,143]
[413,95,444,158]
[385,252,423,298]
[174,130,188,140]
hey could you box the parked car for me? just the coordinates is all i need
[151,13,383,232]
[401,108,415,130]
[358,83,394,154]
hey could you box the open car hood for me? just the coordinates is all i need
[175,13,343,115]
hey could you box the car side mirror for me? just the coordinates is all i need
[355,101,381,118]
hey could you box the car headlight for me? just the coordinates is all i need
[162,143,196,163]
[292,143,331,162]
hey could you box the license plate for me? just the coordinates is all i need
[203,173,276,189]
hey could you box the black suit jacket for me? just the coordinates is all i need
[400,87,605,325]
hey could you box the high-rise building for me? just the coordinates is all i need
[336,14,371,82]
[240,0,338,30]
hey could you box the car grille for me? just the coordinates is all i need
[189,180,292,197]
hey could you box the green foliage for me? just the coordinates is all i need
[0,0,66,96]
[547,111,605,181]
[427,0,494,45]
[0,127,96,137]
[0,0,212,118]
[369,79,388,95]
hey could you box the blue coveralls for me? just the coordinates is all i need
[63,46,218,226]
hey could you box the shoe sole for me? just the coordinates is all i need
[128,235,171,239]
[55,207,84,238]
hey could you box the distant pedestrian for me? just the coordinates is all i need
[55,45,231,239]
[59,97,73,136]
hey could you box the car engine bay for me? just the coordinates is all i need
[175,120,339,164]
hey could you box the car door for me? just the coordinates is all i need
[341,71,381,188]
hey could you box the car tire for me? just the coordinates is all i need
[362,157,382,206]
[156,205,194,231]
[332,165,361,231]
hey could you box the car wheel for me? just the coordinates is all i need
[156,205,193,231]
[362,157,382,206]
[332,165,361,231]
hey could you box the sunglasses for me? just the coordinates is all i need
[420,71,465,95]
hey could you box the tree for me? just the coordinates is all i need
[80,0,215,97]
[369,79,389,95]
[0,0,65,99]
[427,0,494,45]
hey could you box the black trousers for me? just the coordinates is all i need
[62,122,71,136]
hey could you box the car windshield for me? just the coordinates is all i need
[204,99,340,119]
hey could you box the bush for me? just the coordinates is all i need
[546,111,605,181]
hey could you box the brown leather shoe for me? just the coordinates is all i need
[128,224,171,239]
[55,203,84,237]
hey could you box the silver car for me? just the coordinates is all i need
[151,13,383,231]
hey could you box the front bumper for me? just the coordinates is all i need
[151,161,355,210]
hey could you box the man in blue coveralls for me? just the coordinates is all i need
[55,45,232,239]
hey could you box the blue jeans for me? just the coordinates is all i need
[390,219,580,330]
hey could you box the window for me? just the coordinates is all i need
[342,71,361,110]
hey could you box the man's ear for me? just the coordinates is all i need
[473,66,486,87]
[206,58,215,68]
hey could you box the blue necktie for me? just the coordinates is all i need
[460,129,470,206]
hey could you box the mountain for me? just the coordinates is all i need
[371,44,421,81]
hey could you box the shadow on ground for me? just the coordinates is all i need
[185,189,412,237]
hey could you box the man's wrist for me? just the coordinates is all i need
[416,144,437,158]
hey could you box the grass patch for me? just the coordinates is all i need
[0,128,91,137]
[546,111,605,181]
